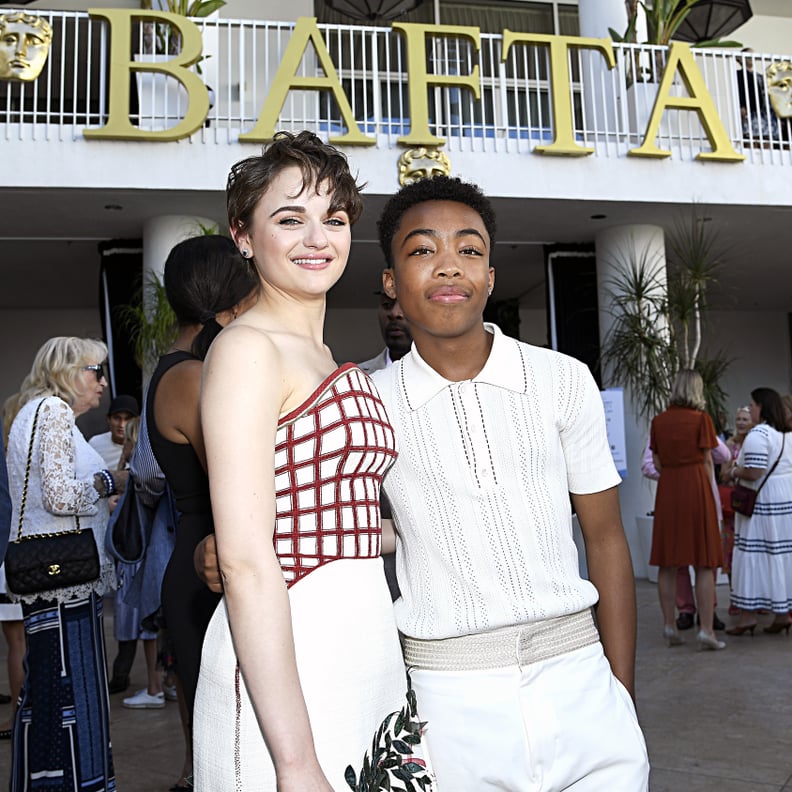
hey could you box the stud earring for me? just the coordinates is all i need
[241,249,250,258]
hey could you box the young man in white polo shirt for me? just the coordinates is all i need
[373,176,650,790]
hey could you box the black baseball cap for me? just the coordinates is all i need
[108,394,139,417]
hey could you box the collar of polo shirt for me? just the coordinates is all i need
[400,323,528,410]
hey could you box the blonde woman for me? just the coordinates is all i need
[718,405,754,611]
[7,337,125,791]
[650,369,725,650]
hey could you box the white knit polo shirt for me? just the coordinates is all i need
[372,324,621,640]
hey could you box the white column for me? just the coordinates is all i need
[595,224,668,580]
[140,214,219,380]
[142,214,218,289]
[578,0,628,39]
[577,0,629,140]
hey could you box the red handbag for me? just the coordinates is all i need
[731,434,785,518]
[730,484,757,516]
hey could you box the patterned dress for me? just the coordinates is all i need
[731,424,792,612]
[193,365,430,791]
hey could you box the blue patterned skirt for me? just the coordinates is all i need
[11,592,116,791]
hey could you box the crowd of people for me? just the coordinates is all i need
[647,374,792,650]
[0,129,787,791]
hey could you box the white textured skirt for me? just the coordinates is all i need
[193,558,420,791]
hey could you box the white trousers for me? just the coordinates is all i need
[411,641,649,791]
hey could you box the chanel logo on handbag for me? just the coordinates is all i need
[48,564,61,576]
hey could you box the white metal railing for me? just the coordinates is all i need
[2,11,791,164]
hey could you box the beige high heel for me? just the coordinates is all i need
[697,630,726,650]
[663,626,685,647]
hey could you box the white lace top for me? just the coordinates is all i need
[6,395,116,604]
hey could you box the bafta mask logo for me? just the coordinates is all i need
[767,61,792,119]
[398,148,451,187]
[0,12,53,82]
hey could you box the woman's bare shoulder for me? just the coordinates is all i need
[208,320,281,363]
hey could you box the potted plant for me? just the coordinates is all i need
[116,273,178,376]
[600,208,730,425]
[609,1,743,140]
[611,0,743,49]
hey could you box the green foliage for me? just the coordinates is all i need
[600,208,732,424]
[600,244,677,422]
[666,209,722,370]
[115,272,178,371]
[345,683,432,792]
[696,356,731,433]
[611,0,742,47]
[141,0,225,17]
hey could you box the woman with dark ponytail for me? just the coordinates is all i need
[146,234,257,789]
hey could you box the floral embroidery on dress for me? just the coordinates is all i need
[345,683,433,792]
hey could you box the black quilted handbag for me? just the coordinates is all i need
[5,400,100,597]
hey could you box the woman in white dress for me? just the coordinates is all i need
[729,387,792,634]
[193,132,431,791]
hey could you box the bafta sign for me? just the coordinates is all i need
[767,61,792,119]
[0,12,52,82]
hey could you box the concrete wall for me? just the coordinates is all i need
[734,15,792,55]
[712,309,792,418]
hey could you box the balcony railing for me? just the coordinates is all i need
[2,10,791,165]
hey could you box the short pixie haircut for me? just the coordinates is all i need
[377,175,497,268]
[20,336,107,407]
[226,130,364,235]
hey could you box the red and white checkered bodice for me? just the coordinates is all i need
[273,364,397,588]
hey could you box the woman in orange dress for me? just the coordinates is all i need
[650,369,725,650]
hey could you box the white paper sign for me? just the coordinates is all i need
[600,388,627,479]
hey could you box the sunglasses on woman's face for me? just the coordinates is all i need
[82,364,105,382]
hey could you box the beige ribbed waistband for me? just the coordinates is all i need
[402,609,599,672]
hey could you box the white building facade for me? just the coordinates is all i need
[1,0,791,574]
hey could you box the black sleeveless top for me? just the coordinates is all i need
[147,350,211,515]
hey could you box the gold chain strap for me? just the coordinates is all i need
[15,399,81,544]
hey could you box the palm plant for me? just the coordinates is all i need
[116,221,220,372]
[600,208,731,425]
[600,240,677,422]
[665,209,731,426]
[611,0,741,47]
[116,272,178,372]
